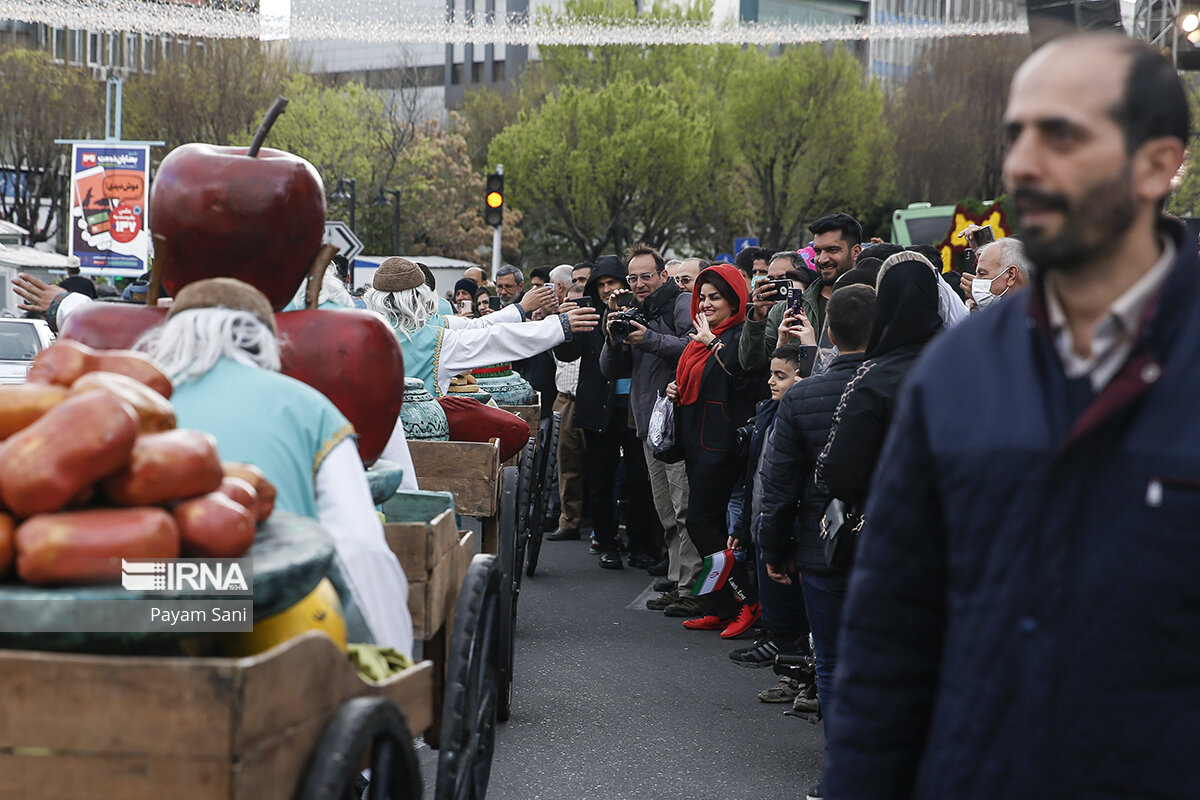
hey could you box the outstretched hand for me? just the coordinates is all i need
[690,312,715,346]
[14,273,66,313]
[565,306,600,333]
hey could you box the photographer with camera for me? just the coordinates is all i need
[599,244,701,604]
[554,255,661,570]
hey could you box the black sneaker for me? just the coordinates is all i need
[728,635,781,668]
[645,589,679,611]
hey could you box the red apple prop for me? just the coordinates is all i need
[276,309,404,466]
[59,303,166,350]
[149,100,326,311]
[61,305,404,466]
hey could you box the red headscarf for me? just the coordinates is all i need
[675,263,748,407]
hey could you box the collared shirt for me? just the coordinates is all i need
[1045,238,1175,392]
[555,356,580,395]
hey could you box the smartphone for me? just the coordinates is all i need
[576,296,594,309]
[974,225,996,246]
[488,297,502,312]
[615,292,634,309]
[787,287,805,315]
[458,299,473,315]
[766,278,791,298]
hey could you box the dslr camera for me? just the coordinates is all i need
[609,306,648,344]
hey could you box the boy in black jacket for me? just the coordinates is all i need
[727,344,810,657]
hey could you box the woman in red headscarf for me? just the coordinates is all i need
[664,264,766,628]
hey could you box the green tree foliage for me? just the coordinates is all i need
[1167,75,1200,219]
[489,77,709,260]
[720,45,895,251]
[0,48,103,244]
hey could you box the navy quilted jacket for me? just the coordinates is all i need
[825,219,1200,799]
[757,352,866,572]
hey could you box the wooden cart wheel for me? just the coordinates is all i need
[525,411,560,577]
[436,554,501,800]
[495,464,520,723]
[297,696,423,800]
[513,436,537,587]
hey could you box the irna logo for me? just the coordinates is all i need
[122,559,252,595]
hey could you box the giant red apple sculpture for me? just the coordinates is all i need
[60,304,404,466]
[149,100,325,311]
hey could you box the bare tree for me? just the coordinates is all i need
[0,48,104,244]
[889,35,1031,204]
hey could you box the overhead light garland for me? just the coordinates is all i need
[0,1,1027,44]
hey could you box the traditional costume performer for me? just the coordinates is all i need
[137,278,414,658]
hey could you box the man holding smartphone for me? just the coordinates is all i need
[739,249,823,373]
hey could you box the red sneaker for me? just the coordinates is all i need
[682,614,727,631]
[720,602,762,639]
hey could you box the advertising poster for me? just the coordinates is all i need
[69,143,150,272]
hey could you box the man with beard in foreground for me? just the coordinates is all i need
[824,33,1200,799]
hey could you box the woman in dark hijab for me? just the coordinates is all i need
[665,264,765,629]
[816,253,942,512]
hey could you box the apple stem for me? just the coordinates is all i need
[247,96,289,158]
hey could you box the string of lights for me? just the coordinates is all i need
[0,1,1028,44]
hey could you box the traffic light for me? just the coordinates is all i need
[485,172,504,227]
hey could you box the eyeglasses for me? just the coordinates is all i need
[626,273,658,284]
[675,275,694,286]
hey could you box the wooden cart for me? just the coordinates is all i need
[0,513,497,800]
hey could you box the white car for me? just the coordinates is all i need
[0,318,54,384]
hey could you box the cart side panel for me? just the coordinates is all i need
[0,753,228,800]
[0,648,237,758]
[384,509,459,576]
[230,635,435,799]
[406,440,500,517]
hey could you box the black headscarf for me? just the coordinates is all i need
[865,257,942,358]
[454,278,478,296]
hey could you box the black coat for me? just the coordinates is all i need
[676,323,765,460]
[816,344,925,509]
[757,352,867,572]
[553,255,629,433]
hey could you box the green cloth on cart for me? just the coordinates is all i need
[348,643,415,683]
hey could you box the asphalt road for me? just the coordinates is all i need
[420,532,825,799]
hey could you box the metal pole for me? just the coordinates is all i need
[491,225,502,277]
[113,76,123,141]
[490,164,503,277]
[348,178,356,235]
[104,77,112,140]
[392,190,400,256]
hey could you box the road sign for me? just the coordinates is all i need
[734,237,758,254]
[323,220,363,263]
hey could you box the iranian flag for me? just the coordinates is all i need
[690,549,735,596]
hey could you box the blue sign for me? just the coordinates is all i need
[734,237,758,253]
[715,252,733,264]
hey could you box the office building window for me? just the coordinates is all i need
[67,29,83,65]
[142,35,156,73]
[87,31,100,66]
[52,27,66,62]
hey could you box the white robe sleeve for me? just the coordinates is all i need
[315,438,414,658]
[434,315,567,394]
[57,292,93,329]
[381,416,419,490]
[937,279,970,329]
[441,305,522,329]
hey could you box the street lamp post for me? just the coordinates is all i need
[330,177,357,234]
[375,188,402,255]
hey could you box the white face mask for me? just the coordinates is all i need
[971,268,1011,308]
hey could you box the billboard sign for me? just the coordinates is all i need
[69,143,150,272]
